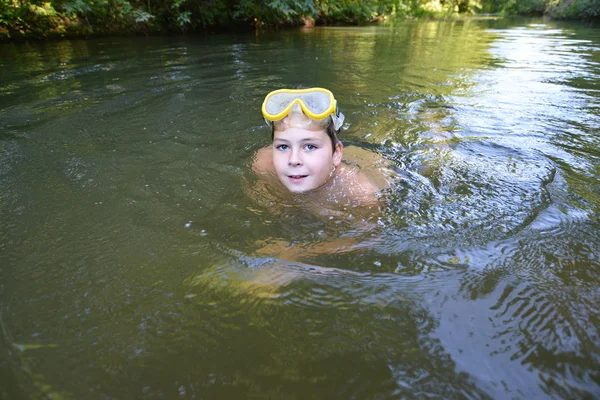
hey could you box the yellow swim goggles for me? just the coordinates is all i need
[262,88,345,131]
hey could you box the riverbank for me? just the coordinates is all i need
[1,0,598,42]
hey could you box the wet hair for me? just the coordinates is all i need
[271,123,341,153]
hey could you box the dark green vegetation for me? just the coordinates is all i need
[1,0,599,40]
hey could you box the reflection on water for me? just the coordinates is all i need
[1,19,599,399]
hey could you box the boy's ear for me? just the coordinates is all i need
[333,141,343,166]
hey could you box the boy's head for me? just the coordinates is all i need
[262,88,345,193]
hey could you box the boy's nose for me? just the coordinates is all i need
[288,149,302,166]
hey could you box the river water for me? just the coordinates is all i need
[1,17,599,399]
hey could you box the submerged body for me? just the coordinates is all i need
[247,87,394,262]
[249,141,393,262]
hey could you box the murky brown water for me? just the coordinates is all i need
[1,18,599,399]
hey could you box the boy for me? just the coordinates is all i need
[246,88,393,264]
[252,88,387,208]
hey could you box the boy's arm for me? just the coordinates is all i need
[255,236,361,263]
[254,213,379,263]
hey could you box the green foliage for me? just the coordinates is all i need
[500,0,549,15]
[132,9,153,22]
[0,0,598,40]
[546,0,600,19]
[0,1,64,37]
[484,0,599,18]
[419,0,482,14]
[0,1,22,34]
[234,0,315,25]
[192,0,231,27]
[63,0,92,15]
[315,0,378,24]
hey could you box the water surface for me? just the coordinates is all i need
[1,18,599,399]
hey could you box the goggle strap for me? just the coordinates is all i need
[332,112,344,131]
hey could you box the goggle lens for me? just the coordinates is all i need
[265,91,332,117]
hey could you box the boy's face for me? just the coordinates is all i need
[272,127,342,193]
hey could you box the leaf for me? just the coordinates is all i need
[133,9,154,23]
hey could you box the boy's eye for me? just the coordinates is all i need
[276,144,289,151]
[305,144,317,151]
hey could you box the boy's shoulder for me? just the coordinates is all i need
[334,164,381,206]
[339,145,393,191]
[252,147,274,176]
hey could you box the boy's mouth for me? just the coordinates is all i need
[288,174,308,182]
